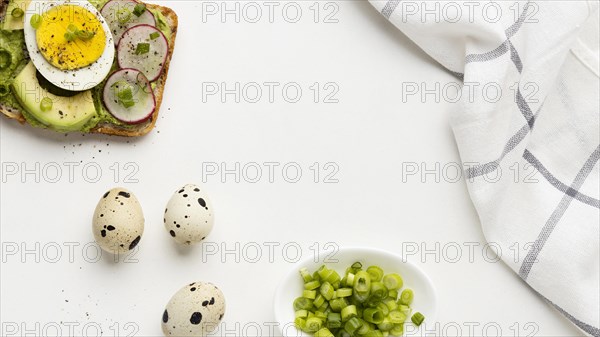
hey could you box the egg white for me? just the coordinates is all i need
[23,0,115,91]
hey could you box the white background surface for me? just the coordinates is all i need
[0,1,584,336]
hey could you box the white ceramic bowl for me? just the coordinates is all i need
[274,247,437,337]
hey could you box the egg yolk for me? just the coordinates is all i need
[36,4,106,70]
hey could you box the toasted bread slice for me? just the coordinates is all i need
[0,1,178,137]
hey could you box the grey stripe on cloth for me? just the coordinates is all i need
[465,42,509,64]
[466,103,544,179]
[508,40,523,73]
[466,123,530,178]
[463,3,532,178]
[536,292,600,337]
[523,150,600,208]
[519,145,600,280]
[449,70,464,81]
[505,1,531,38]
[381,0,401,19]
[551,298,600,337]
[516,88,536,128]
[379,0,528,74]
[465,1,529,64]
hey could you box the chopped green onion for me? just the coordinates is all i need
[295,310,308,318]
[40,97,53,112]
[317,302,329,312]
[388,310,406,324]
[67,24,77,33]
[64,24,78,42]
[313,294,325,308]
[315,327,334,337]
[305,280,321,290]
[133,3,146,16]
[399,289,414,306]
[340,305,357,322]
[329,298,348,312]
[376,302,390,316]
[383,297,398,311]
[135,42,150,55]
[116,7,132,24]
[364,329,384,337]
[352,290,369,304]
[383,273,403,290]
[314,311,327,320]
[335,288,353,298]
[30,14,42,29]
[64,31,76,41]
[61,24,96,42]
[356,319,371,335]
[363,308,384,324]
[377,317,394,331]
[11,7,24,18]
[294,317,306,330]
[303,290,317,300]
[320,282,335,301]
[149,31,160,40]
[354,271,371,294]
[300,268,313,283]
[398,304,411,317]
[112,81,135,109]
[369,282,388,302]
[411,312,425,326]
[367,266,384,282]
[325,270,341,284]
[305,317,323,333]
[390,324,404,336]
[293,263,424,337]
[326,313,342,329]
[293,297,313,311]
[345,273,355,286]
[318,267,334,281]
[76,29,96,41]
[344,317,362,334]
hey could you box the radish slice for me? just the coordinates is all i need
[103,68,156,124]
[117,24,168,82]
[101,0,156,45]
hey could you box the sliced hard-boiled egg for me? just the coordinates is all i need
[24,0,115,91]
[36,4,107,69]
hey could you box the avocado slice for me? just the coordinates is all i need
[1,0,32,30]
[12,62,96,131]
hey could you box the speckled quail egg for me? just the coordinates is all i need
[92,187,144,254]
[164,184,214,245]
[162,282,226,337]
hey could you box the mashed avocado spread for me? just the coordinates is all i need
[0,30,26,109]
[0,2,172,132]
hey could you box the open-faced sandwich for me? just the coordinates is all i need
[0,0,177,136]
